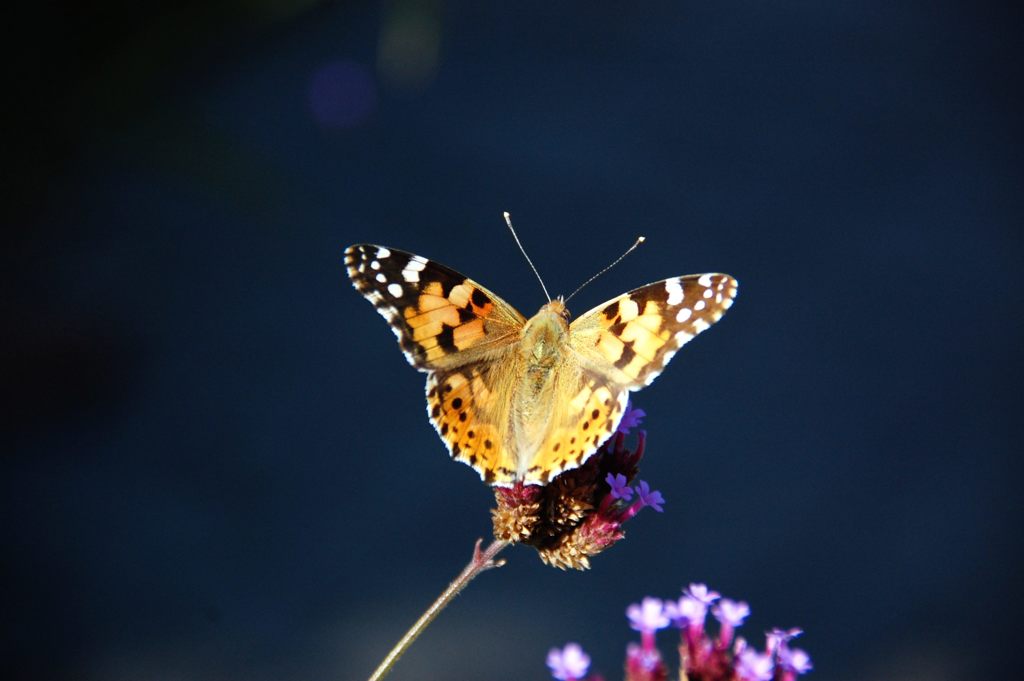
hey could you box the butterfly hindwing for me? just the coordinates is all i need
[345,244,526,370]
[425,360,521,485]
[570,274,738,390]
[522,368,631,485]
[426,357,630,486]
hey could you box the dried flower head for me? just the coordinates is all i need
[491,402,663,569]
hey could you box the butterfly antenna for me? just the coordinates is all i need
[503,211,551,302]
[563,235,646,304]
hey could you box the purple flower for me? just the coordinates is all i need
[735,649,774,681]
[766,627,803,653]
[605,472,634,501]
[546,589,813,681]
[625,641,667,679]
[664,595,708,628]
[778,646,813,674]
[713,599,751,628]
[627,597,670,633]
[616,401,646,434]
[547,642,591,681]
[634,480,664,512]
[685,583,721,605]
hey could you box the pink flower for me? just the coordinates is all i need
[627,597,670,633]
[547,642,591,681]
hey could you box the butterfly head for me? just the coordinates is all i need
[542,296,570,320]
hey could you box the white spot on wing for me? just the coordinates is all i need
[665,278,684,305]
[376,247,391,258]
[387,283,403,297]
[693,318,711,333]
[376,273,387,283]
[402,269,420,282]
[698,274,713,288]
[676,307,692,322]
[694,300,706,311]
[370,260,381,270]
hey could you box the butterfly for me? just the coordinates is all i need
[345,242,737,487]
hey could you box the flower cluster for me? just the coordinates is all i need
[547,584,812,681]
[491,403,663,570]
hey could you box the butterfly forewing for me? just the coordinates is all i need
[569,274,738,390]
[345,244,525,371]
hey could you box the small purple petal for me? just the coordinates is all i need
[713,599,751,628]
[778,646,813,674]
[766,627,803,653]
[635,480,665,512]
[665,595,707,628]
[546,642,591,680]
[735,649,774,681]
[605,472,634,501]
[616,401,646,435]
[685,583,721,604]
[627,597,670,633]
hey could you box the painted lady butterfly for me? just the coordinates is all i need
[345,240,737,487]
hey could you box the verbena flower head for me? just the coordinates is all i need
[554,583,812,681]
[736,649,774,681]
[627,597,670,633]
[547,642,591,681]
[491,405,664,570]
[714,599,751,628]
[664,594,708,629]
[686,583,722,605]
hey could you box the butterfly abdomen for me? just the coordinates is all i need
[505,305,574,477]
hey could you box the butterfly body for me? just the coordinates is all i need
[345,243,737,486]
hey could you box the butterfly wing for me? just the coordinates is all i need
[424,358,524,485]
[425,349,632,487]
[518,364,631,485]
[345,244,526,371]
[347,243,529,484]
[569,273,738,390]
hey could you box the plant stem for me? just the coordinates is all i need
[367,538,509,681]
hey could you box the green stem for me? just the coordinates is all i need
[367,538,509,681]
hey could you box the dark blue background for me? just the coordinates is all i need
[5,2,1022,680]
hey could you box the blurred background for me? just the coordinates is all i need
[4,2,1022,680]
